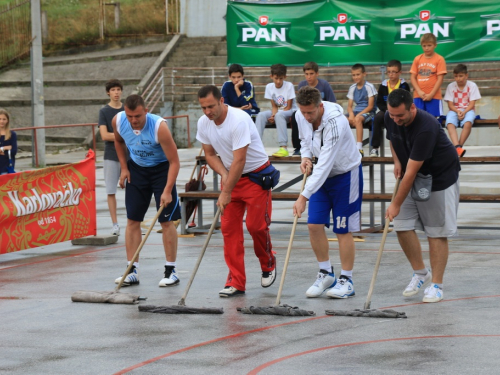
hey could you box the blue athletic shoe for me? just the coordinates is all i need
[306,268,336,297]
[327,276,355,298]
[423,284,443,303]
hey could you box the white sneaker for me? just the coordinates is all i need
[219,286,245,297]
[327,276,355,298]
[369,149,379,157]
[423,284,443,303]
[305,269,336,298]
[112,224,120,236]
[261,269,276,288]
[159,266,180,287]
[261,256,277,288]
[403,271,432,297]
[114,265,139,286]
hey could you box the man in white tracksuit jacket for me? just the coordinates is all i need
[293,86,363,299]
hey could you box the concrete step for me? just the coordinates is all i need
[165,60,206,68]
[172,49,215,57]
[0,57,156,83]
[23,40,172,67]
[179,37,224,45]
[166,56,212,65]
[17,141,92,153]
[0,82,136,107]
[0,78,140,88]
[205,56,227,67]
[9,104,103,136]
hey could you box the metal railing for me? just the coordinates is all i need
[14,123,99,168]
[142,65,500,113]
[14,114,191,168]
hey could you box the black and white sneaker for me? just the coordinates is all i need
[159,266,180,287]
[219,286,245,298]
[114,265,139,286]
[261,262,277,288]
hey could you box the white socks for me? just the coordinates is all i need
[318,260,332,273]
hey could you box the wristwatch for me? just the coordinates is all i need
[0,147,4,152]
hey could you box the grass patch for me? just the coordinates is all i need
[1,0,176,48]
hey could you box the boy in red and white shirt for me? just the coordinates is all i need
[443,64,481,157]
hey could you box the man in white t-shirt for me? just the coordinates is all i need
[443,64,481,157]
[255,64,297,157]
[197,85,277,298]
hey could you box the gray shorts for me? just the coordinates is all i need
[394,179,459,238]
[104,159,120,195]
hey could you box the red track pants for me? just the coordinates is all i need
[221,177,274,291]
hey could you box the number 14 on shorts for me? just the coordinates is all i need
[336,216,347,229]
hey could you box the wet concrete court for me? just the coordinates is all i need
[1,146,500,374]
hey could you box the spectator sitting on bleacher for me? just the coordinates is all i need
[290,61,337,156]
[347,63,377,156]
[221,64,260,121]
[443,64,481,157]
[255,63,297,157]
[371,60,410,157]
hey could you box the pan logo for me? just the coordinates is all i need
[480,14,500,41]
[314,13,371,47]
[237,16,291,48]
[394,11,455,44]
[337,13,348,24]
[420,10,431,22]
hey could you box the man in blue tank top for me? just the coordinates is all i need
[111,94,182,288]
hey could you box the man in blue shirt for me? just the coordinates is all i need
[221,64,260,121]
[112,94,181,288]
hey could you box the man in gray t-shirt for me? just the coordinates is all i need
[291,62,336,155]
[98,79,124,236]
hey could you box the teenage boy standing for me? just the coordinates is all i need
[99,79,124,236]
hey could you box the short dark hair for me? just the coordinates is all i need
[453,64,468,75]
[270,63,287,77]
[105,78,123,93]
[303,61,319,73]
[198,85,222,100]
[124,94,145,110]
[387,89,413,110]
[296,86,322,107]
[351,63,365,73]
[387,60,402,71]
[228,63,244,76]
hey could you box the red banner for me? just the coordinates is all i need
[0,150,96,253]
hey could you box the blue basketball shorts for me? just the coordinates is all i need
[414,98,443,117]
[308,164,363,234]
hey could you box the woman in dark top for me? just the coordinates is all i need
[0,108,17,175]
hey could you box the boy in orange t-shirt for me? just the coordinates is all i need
[410,33,447,117]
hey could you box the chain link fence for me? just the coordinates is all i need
[0,0,31,69]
